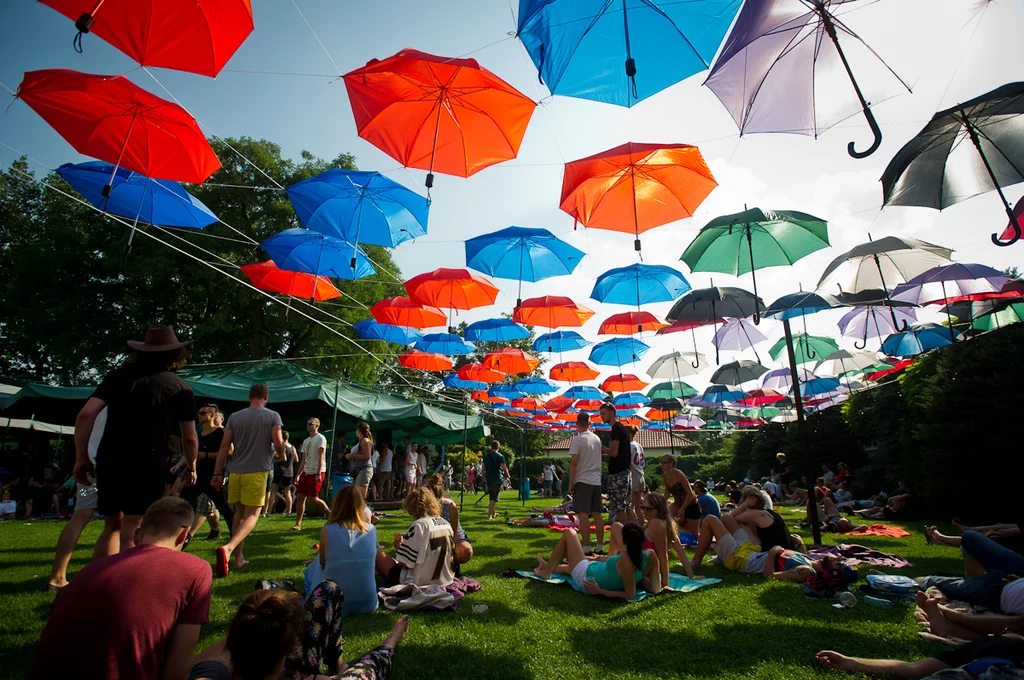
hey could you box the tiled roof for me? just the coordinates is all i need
[545,429,694,451]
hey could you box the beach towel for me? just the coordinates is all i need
[514,570,720,601]
[378,577,482,612]
[856,524,912,538]
[808,543,914,568]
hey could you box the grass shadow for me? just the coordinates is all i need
[395,642,531,680]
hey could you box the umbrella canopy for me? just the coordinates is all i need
[560,142,717,252]
[17,69,220,184]
[562,385,606,400]
[973,302,1024,331]
[443,374,486,390]
[514,296,595,328]
[764,291,842,322]
[646,396,689,412]
[705,0,912,158]
[242,261,341,302]
[667,286,765,363]
[472,389,507,403]
[532,331,591,353]
[601,374,648,393]
[739,388,787,407]
[544,395,574,411]
[892,263,1010,306]
[589,338,650,367]
[712,318,768,361]
[353,320,422,347]
[286,169,428,253]
[591,263,692,306]
[399,350,452,372]
[39,0,254,77]
[710,360,768,386]
[414,333,476,356]
[692,384,743,406]
[516,0,740,107]
[998,195,1024,243]
[262,228,376,280]
[598,312,668,335]
[681,207,829,321]
[458,363,506,384]
[612,392,650,407]
[673,413,706,429]
[837,303,918,349]
[465,226,584,304]
[489,385,526,402]
[405,268,499,311]
[575,399,605,412]
[511,397,544,411]
[947,279,1024,304]
[646,351,706,378]
[761,366,815,391]
[464,318,530,342]
[769,333,839,366]
[370,297,447,329]
[513,378,558,395]
[794,377,843,400]
[817,236,954,295]
[647,380,698,400]
[881,82,1024,246]
[814,350,881,378]
[882,323,962,357]
[343,49,536,186]
[549,361,600,382]
[482,348,540,376]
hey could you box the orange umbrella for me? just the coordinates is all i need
[344,49,536,190]
[371,297,447,328]
[620,416,641,427]
[241,260,341,301]
[399,350,452,372]
[482,348,539,375]
[405,268,500,311]
[549,361,600,382]
[598,311,668,335]
[560,142,717,252]
[544,395,574,411]
[511,397,544,410]
[556,410,582,422]
[645,408,679,420]
[514,295,595,328]
[471,389,508,403]
[458,363,507,384]
[601,374,648,392]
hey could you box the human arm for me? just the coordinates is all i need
[211,428,234,491]
[815,652,947,678]
[602,439,620,461]
[160,623,202,680]
[179,421,198,486]
[272,425,285,457]
[669,531,696,579]
[501,463,510,480]
[354,438,372,461]
[449,503,460,531]
[316,439,327,472]
[73,397,106,485]
[569,454,578,494]
[763,546,785,578]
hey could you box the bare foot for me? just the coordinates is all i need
[951,518,965,534]
[816,650,855,672]
[234,556,250,568]
[383,614,411,650]
[916,591,952,636]
[291,525,302,531]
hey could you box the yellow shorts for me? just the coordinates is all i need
[724,541,760,572]
[227,471,269,507]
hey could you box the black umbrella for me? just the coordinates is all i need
[666,286,765,364]
[881,82,1024,247]
[710,359,769,386]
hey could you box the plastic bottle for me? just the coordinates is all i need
[504,511,512,525]
[862,595,894,608]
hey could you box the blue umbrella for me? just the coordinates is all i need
[589,338,650,367]
[57,161,217,251]
[562,385,605,400]
[262,228,375,280]
[443,374,486,390]
[612,392,650,406]
[882,323,961,358]
[533,330,591,353]
[692,384,744,406]
[591,263,692,306]
[517,0,742,108]
[513,377,559,394]
[465,226,585,305]
[644,421,670,430]
[793,377,843,400]
[353,319,421,346]
[764,291,842,322]
[287,169,428,267]
[489,385,525,401]
[414,333,476,356]
[615,407,641,417]
[465,318,530,342]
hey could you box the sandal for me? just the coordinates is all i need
[216,547,230,578]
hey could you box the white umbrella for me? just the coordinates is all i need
[646,350,706,378]
[813,350,880,378]
[712,317,769,362]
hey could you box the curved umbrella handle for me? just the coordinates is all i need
[992,216,1021,247]
[690,328,701,369]
[848,105,882,159]
[853,337,867,350]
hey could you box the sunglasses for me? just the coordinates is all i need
[640,504,654,511]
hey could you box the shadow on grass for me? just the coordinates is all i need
[757,585,911,622]
[396,642,531,680]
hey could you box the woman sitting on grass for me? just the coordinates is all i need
[533,521,661,601]
[425,474,473,574]
[374,486,455,588]
[659,455,699,534]
[609,492,697,585]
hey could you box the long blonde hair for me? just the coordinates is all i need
[326,485,369,533]
[356,421,374,444]
[645,492,677,537]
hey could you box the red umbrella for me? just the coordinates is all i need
[241,261,340,301]
[514,295,595,328]
[482,348,539,375]
[405,268,499,311]
[543,395,574,411]
[598,311,668,335]
[739,388,787,407]
[344,49,536,189]
[511,397,544,410]
[398,350,452,372]
[549,361,600,382]
[39,0,254,77]
[556,410,582,422]
[531,413,556,423]
[458,363,506,384]
[574,399,604,411]
[865,359,913,381]
[947,279,1024,303]
[601,374,648,392]
[471,389,507,403]
[370,297,447,328]
[17,69,220,184]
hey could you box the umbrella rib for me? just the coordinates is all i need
[735,17,818,131]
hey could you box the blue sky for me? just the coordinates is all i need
[2,0,1022,395]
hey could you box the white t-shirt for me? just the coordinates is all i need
[417,453,427,477]
[379,448,393,472]
[568,430,602,486]
[302,433,327,474]
[630,441,645,475]
[370,451,380,468]
[396,516,455,587]
[543,465,553,481]
[1001,578,1024,614]
[87,408,107,465]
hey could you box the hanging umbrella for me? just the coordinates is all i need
[646,351,706,379]
[742,405,785,421]
[892,263,1010,341]
[544,395,574,411]
[464,318,530,342]
[514,296,595,328]
[769,334,839,365]
[794,377,843,400]
[482,348,540,376]
[692,384,744,406]
[972,302,1024,332]
[813,350,881,378]
[997,195,1024,243]
[673,413,706,430]
[399,350,452,372]
[589,338,650,367]
[532,331,591,353]
[414,333,476,356]
[710,360,768,386]
[343,49,536,191]
[560,142,717,253]
[739,388,787,407]
[947,279,1024,304]
[761,366,815,391]
[472,389,507,403]
[458,363,507,384]
[370,297,447,329]
[242,261,341,302]
[549,361,600,382]
[598,312,668,335]
[835,288,919,349]
[354,320,422,347]
[647,381,698,400]
[262,228,376,280]
[575,399,605,412]
[763,291,842,321]
[511,397,545,411]
[517,0,740,107]
[562,385,606,400]
[646,396,688,413]
[405,268,499,313]
[513,377,558,394]
[591,263,692,306]
[286,169,428,268]
[612,392,650,407]
[17,69,220,186]
[602,374,648,393]
[881,83,1024,246]
[882,323,961,358]
[681,208,830,322]
[712,318,768,362]
[443,374,486,390]
[863,359,914,382]
[704,0,912,158]
[465,226,584,306]
[39,0,253,77]
[489,385,526,402]
[667,286,765,363]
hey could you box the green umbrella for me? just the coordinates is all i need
[741,406,784,420]
[769,333,839,365]
[647,380,698,400]
[972,302,1024,331]
[680,207,829,323]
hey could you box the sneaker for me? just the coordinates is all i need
[583,547,594,557]
[205,529,221,540]
[594,548,606,556]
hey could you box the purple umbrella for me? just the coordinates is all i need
[838,305,918,349]
[672,413,706,430]
[704,0,912,158]
[761,366,814,391]
[712,317,768,362]
[892,263,1011,341]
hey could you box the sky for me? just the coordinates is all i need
[1,0,1022,400]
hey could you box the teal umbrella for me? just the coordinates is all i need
[972,302,1024,332]
[680,207,829,323]
[769,334,839,365]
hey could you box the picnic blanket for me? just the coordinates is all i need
[808,543,913,568]
[513,570,720,601]
[855,524,912,538]
[378,577,482,612]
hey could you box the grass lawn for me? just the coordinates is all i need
[0,492,963,679]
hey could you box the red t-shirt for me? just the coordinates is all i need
[30,544,212,680]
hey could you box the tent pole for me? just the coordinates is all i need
[521,426,526,507]
[460,395,468,506]
[783,318,821,547]
[325,378,340,504]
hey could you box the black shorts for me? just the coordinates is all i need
[487,482,502,501]
[96,461,166,516]
[272,467,293,487]
[683,502,702,520]
[386,562,404,586]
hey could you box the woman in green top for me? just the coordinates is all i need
[533,522,661,600]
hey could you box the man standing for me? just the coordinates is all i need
[29,497,212,680]
[378,440,394,500]
[568,412,605,555]
[542,463,554,498]
[211,384,284,577]
[405,441,420,491]
[599,403,632,524]
[292,417,331,532]
[73,325,198,554]
[417,444,429,485]
[180,403,234,541]
[483,440,510,520]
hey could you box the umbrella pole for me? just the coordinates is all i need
[425,102,443,198]
[740,320,761,364]
[621,0,638,100]
[689,329,700,369]
[460,394,468,507]
[521,427,527,507]
[941,280,956,343]
[745,227,761,324]
[783,318,821,546]
[961,115,1023,247]
[517,247,525,308]
[324,378,340,505]
[630,167,641,254]
[872,253,908,330]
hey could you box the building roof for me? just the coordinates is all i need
[545,429,694,451]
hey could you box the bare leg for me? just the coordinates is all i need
[94,514,122,559]
[283,487,293,515]
[917,591,983,640]
[119,514,143,552]
[382,614,411,650]
[310,495,331,516]
[209,510,220,533]
[189,513,207,537]
[693,515,729,565]
[593,512,605,550]
[607,522,623,557]
[815,651,948,678]
[578,512,591,549]
[925,526,962,547]
[375,551,398,579]
[292,494,307,529]
[223,504,260,567]
[48,509,94,588]
[487,498,497,520]
[537,529,587,579]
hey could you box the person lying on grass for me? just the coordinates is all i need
[926,520,1023,554]
[374,486,455,588]
[530,495,575,514]
[533,521,661,601]
[692,487,796,567]
[606,492,697,584]
[915,590,1024,641]
[819,497,869,534]
[816,632,1024,678]
[909,530,1024,614]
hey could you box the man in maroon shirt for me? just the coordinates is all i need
[29,497,212,680]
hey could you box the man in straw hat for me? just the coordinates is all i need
[74,324,199,556]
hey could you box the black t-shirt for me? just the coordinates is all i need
[196,429,224,483]
[93,364,197,469]
[607,422,631,475]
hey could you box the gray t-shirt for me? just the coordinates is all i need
[225,406,282,474]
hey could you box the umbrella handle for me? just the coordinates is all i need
[848,106,883,159]
[853,337,867,350]
[991,212,1021,247]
